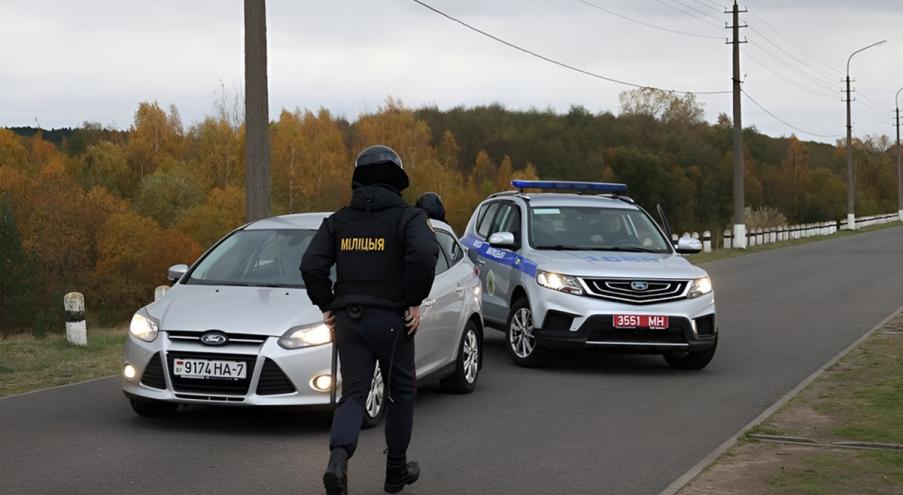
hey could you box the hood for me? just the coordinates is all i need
[146,284,323,336]
[531,250,707,280]
[349,184,407,212]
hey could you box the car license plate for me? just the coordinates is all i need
[173,359,246,380]
[613,314,669,330]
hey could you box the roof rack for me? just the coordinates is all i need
[511,180,628,195]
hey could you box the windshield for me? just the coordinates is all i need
[530,206,671,253]
[186,229,316,288]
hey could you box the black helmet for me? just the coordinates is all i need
[353,145,409,191]
[415,192,446,222]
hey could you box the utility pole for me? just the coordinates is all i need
[897,87,903,222]
[843,40,886,230]
[726,0,747,248]
[244,0,271,222]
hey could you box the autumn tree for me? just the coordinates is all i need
[176,186,247,247]
[126,102,184,178]
[186,116,244,189]
[133,169,204,227]
[69,141,137,198]
[0,194,36,333]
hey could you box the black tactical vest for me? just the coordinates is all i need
[328,205,416,309]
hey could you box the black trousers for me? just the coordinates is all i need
[329,307,416,459]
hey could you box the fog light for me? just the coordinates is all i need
[310,374,334,392]
[123,364,137,380]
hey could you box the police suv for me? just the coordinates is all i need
[461,180,717,369]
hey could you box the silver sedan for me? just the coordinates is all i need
[121,213,483,426]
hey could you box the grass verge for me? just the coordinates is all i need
[687,221,901,265]
[0,327,126,397]
[679,313,903,495]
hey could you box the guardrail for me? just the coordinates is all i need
[671,213,900,253]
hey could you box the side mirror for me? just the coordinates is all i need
[167,264,189,284]
[675,237,703,254]
[488,231,516,248]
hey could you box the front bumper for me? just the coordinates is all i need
[121,333,337,407]
[530,286,717,352]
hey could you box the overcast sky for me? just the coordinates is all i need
[2,0,901,144]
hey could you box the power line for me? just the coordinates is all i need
[409,0,731,95]
[695,0,725,10]
[575,0,723,40]
[742,89,841,138]
[687,0,721,12]
[743,51,836,100]
[748,26,837,85]
[654,0,723,29]
[668,0,724,24]
[747,10,842,76]
[746,42,838,94]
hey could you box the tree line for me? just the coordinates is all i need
[1,90,898,334]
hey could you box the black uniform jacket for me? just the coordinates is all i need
[300,184,439,313]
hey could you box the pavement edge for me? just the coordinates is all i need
[658,303,903,495]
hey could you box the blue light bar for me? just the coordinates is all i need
[511,180,628,194]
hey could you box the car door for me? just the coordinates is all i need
[414,239,454,376]
[477,202,521,324]
[431,229,470,366]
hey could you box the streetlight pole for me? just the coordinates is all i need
[896,87,903,222]
[844,40,886,230]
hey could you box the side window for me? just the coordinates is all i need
[489,204,521,243]
[436,230,464,266]
[435,246,450,275]
[476,203,500,238]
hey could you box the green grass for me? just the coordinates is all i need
[0,327,126,397]
[687,221,901,265]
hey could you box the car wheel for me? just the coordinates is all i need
[663,335,718,370]
[129,398,179,417]
[505,298,548,368]
[440,320,482,394]
[362,364,386,429]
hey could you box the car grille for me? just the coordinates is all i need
[256,359,296,396]
[166,351,256,396]
[166,330,268,346]
[583,315,690,344]
[140,353,167,389]
[582,279,688,305]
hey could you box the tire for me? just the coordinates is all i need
[440,320,482,394]
[129,398,179,417]
[361,364,386,429]
[663,336,718,370]
[505,298,548,368]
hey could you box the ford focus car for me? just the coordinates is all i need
[461,180,717,369]
[122,213,483,425]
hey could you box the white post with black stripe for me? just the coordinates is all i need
[703,231,712,253]
[64,292,87,346]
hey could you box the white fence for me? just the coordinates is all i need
[674,213,900,253]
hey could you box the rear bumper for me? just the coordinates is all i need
[535,313,718,353]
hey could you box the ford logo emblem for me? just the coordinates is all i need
[200,331,228,346]
[630,281,649,291]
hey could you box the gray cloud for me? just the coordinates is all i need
[1,0,901,143]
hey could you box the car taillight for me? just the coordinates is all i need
[473,265,480,277]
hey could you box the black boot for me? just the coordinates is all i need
[323,448,348,495]
[384,455,420,494]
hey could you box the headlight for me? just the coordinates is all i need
[536,270,584,295]
[688,276,713,298]
[279,323,332,349]
[129,311,159,342]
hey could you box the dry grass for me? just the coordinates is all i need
[0,326,126,397]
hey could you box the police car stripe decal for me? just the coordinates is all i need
[461,235,538,277]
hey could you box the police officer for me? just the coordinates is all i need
[300,145,439,495]
[414,191,446,223]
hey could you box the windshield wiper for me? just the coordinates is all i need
[536,245,586,250]
[599,246,662,253]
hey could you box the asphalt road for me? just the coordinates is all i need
[3,226,903,495]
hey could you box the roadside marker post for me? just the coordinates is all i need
[723,229,732,249]
[703,231,712,253]
[64,292,87,347]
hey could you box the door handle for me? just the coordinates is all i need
[456,286,467,295]
[474,258,486,265]
[422,298,437,307]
